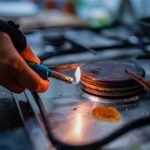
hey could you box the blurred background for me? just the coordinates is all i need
[0,0,150,27]
[0,0,150,65]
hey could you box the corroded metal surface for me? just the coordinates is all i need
[80,61,145,97]
[81,61,145,84]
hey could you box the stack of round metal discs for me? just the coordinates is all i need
[80,61,145,97]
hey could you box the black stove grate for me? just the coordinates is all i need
[25,25,150,62]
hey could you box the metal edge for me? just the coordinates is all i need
[13,91,51,150]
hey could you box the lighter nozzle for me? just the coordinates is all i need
[50,70,73,84]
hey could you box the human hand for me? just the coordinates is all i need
[0,31,49,93]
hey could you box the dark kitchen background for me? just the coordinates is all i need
[0,0,150,150]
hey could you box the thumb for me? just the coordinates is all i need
[20,45,41,64]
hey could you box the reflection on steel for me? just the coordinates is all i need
[64,104,87,143]
[52,103,95,144]
[81,92,145,103]
[74,113,83,138]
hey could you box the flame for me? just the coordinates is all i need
[75,67,81,84]
[74,113,83,137]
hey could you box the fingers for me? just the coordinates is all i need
[20,45,41,64]
[15,58,50,92]
[2,62,50,93]
[19,46,50,92]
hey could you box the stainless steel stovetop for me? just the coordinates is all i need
[13,59,150,150]
[0,25,149,150]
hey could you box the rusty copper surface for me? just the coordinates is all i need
[80,61,145,97]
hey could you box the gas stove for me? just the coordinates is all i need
[13,58,150,150]
[2,25,150,150]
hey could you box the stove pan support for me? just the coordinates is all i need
[13,91,52,150]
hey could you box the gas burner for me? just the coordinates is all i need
[80,61,145,97]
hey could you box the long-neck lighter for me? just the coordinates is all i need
[0,20,73,84]
[28,62,73,84]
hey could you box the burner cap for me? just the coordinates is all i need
[80,61,145,97]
